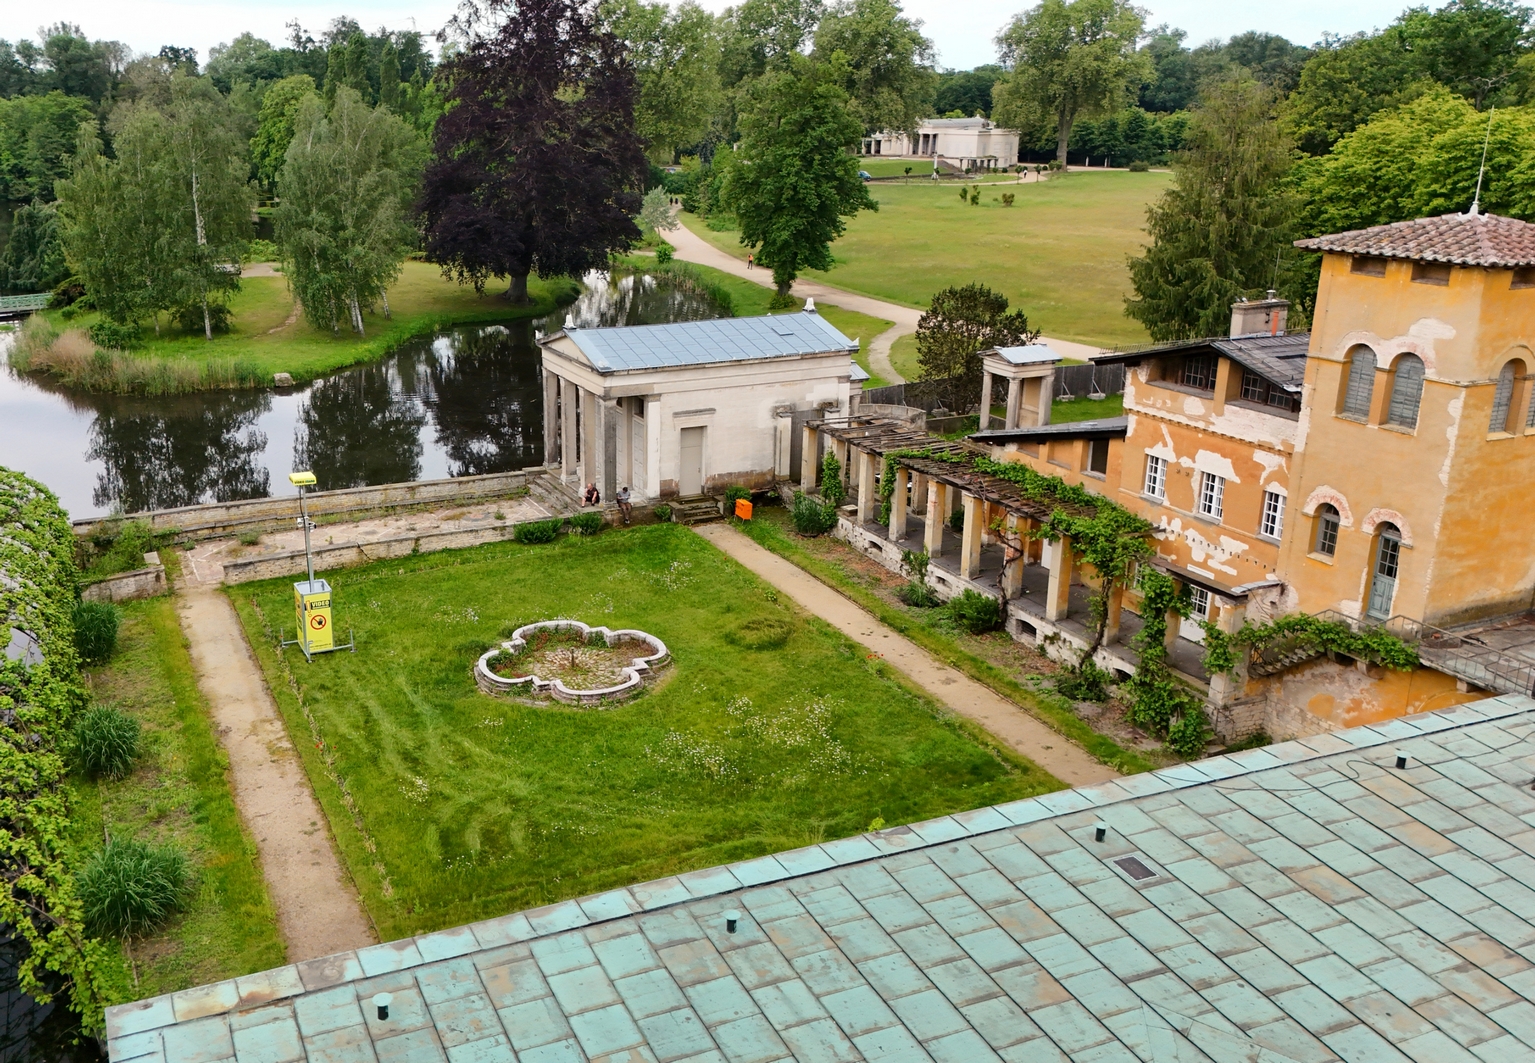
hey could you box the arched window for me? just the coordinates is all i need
[1366,523,1402,620]
[1492,359,1528,434]
[1313,504,1340,556]
[1340,347,1376,419]
[1385,355,1425,428]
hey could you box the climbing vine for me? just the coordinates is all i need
[0,468,113,1034]
[1201,613,1419,678]
[1127,569,1211,758]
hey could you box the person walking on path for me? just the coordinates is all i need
[747,253,754,270]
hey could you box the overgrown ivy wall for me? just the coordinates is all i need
[0,467,110,1032]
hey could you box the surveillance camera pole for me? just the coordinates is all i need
[299,483,315,585]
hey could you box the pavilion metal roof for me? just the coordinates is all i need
[549,310,858,374]
[109,695,1535,1062]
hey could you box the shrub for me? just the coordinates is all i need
[946,589,1001,634]
[1167,705,1213,758]
[790,491,836,535]
[74,706,140,779]
[514,518,564,544]
[654,241,674,264]
[948,509,964,533]
[727,616,794,650]
[569,512,604,536]
[899,581,941,608]
[88,321,140,350]
[73,601,120,663]
[1001,193,1015,207]
[78,839,189,938]
[1127,160,1150,172]
[724,485,751,514]
[174,301,233,335]
[652,504,673,522]
[246,238,280,261]
[1056,660,1111,702]
[900,549,929,581]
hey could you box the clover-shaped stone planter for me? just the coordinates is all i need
[474,619,670,706]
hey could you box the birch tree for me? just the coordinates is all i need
[276,88,426,334]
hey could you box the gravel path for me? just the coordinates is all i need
[692,522,1118,787]
[174,575,376,959]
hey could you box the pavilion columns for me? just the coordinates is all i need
[800,425,820,488]
[560,379,579,479]
[924,481,946,556]
[774,406,794,478]
[855,449,878,524]
[543,369,559,466]
[888,466,909,541]
[1001,514,1025,598]
[1044,534,1073,622]
[959,493,983,581]
[979,370,995,431]
[912,472,929,512]
[587,398,618,501]
[1005,377,1023,430]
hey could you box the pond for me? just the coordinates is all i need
[0,269,727,519]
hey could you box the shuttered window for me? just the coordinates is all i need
[1491,361,1517,433]
[1385,355,1424,428]
[1341,349,1376,419]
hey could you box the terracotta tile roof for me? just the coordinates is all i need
[1295,211,1535,267]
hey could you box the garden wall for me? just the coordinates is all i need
[81,556,166,603]
[220,522,528,584]
[72,468,553,544]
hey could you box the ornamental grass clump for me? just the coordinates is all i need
[569,512,603,536]
[73,706,140,779]
[514,517,564,544]
[78,838,189,938]
[73,600,120,663]
[727,616,794,650]
[790,491,836,535]
[946,589,1002,634]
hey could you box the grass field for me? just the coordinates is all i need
[23,262,578,392]
[73,594,284,1009]
[230,524,1059,940]
[684,169,1170,348]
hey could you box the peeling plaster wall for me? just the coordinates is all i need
[1243,657,1483,740]
[1282,254,1535,627]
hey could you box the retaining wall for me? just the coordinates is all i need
[219,522,533,584]
[74,469,550,543]
[81,557,167,603]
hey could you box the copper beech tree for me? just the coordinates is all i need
[419,0,648,304]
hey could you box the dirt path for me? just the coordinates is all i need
[692,523,1117,787]
[174,575,375,960]
[666,215,1105,382]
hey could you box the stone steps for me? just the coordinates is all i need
[670,495,723,525]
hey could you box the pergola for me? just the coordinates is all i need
[802,415,1116,634]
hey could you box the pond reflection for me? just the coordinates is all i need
[0,270,728,518]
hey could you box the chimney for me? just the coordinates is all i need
[1230,291,1289,339]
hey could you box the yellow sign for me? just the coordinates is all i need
[289,470,317,487]
[294,579,334,653]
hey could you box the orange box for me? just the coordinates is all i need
[734,499,753,520]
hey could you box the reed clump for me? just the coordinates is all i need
[7,317,266,394]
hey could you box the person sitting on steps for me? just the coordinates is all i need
[583,482,601,507]
[616,486,632,525]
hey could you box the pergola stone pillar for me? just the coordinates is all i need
[1001,514,1024,598]
[912,472,929,512]
[1104,582,1125,645]
[1045,534,1073,622]
[979,371,995,430]
[924,481,946,556]
[855,449,877,524]
[543,369,559,466]
[801,425,820,488]
[1206,598,1248,706]
[959,493,983,581]
[888,466,909,541]
[832,438,849,491]
[560,379,579,479]
[1164,597,1182,656]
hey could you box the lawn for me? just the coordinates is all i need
[72,594,284,1007]
[857,158,937,179]
[683,169,1171,348]
[229,524,1059,940]
[33,261,579,389]
[1052,394,1125,423]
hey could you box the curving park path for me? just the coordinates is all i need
[666,216,1103,383]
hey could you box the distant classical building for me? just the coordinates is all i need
[539,306,860,501]
[861,117,1020,171]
